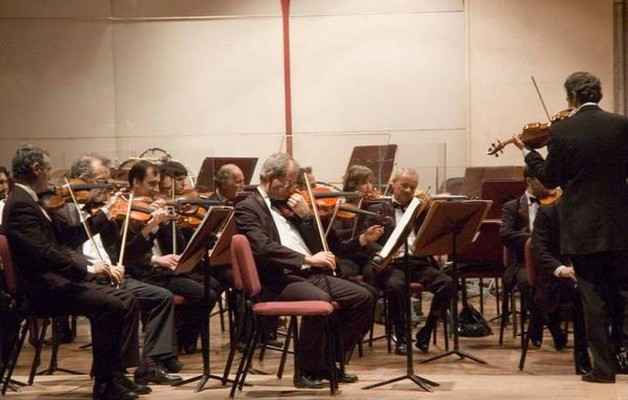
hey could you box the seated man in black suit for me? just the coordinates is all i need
[234,153,373,388]
[532,202,590,374]
[2,144,140,400]
[57,154,183,385]
[500,166,566,349]
[212,163,246,203]
[362,168,453,355]
[123,161,207,355]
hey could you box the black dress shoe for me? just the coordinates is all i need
[93,382,139,400]
[134,364,183,386]
[530,338,543,348]
[113,374,152,395]
[551,330,567,351]
[293,373,325,389]
[320,368,359,384]
[581,371,615,383]
[395,341,408,356]
[574,350,592,376]
[414,326,431,352]
[160,356,184,373]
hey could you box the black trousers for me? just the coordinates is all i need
[273,274,373,374]
[35,281,140,383]
[572,250,628,378]
[363,257,453,335]
[119,278,176,361]
[141,273,208,346]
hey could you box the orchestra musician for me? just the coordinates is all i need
[500,166,567,350]
[211,163,246,203]
[234,153,373,389]
[56,154,184,384]
[362,167,453,355]
[158,161,189,196]
[532,202,590,375]
[1,145,141,400]
[515,71,628,384]
[123,161,207,355]
[0,165,10,220]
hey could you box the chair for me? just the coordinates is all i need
[226,234,337,398]
[0,234,82,395]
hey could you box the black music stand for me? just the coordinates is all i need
[363,197,439,392]
[171,206,236,392]
[415,200,491,364]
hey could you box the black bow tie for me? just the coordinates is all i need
[529,197,540,205]
[392,202,406,212]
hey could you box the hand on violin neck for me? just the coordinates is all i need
[512,134,525,150]
[305,251,336,270]
[287,192,311,218]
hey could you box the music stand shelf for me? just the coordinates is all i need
[172,206,237,392]
[415,200,492,365]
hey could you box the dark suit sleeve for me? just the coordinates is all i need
[122,220,155,267]
[52,207,110,250]
[531,205,569,274]
[524,131,566,189]
[234,199,305,271]
[5,201,88,281]
[499,200,530,253]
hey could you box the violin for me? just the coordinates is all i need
[539,187,562,205]
[487,109,572,157]
[40,179,112,211]
[108,195,158,223]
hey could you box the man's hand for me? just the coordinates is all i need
[287,192,311,218]
[558,266,577,283]
[513,134,525,150]
[304,251,336,270]
[154,254,181,271]
[108,264,125,284]
[142,208,170,237]
[361,225,384,245]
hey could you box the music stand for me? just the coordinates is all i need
[414,200,491,364]
[172,206,236,392]
[481,179,525,220]
[363,197,439,392]
[194,157,258,193]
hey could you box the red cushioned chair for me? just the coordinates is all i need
[227,234,337,398]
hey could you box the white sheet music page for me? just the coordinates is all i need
[379,196,421,259]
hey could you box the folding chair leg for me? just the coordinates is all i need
[1,320,29,395]
[277,317,295,379]
[229,321,257,399]
[28,318,49,385]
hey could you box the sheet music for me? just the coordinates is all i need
[379,197,421,259]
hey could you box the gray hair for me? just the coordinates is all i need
[68,153,111,179]
[11,144,49,181]
[259,153,299,183]
[391,167,418,181]
[214,164,240,188]
[564,71,602,104]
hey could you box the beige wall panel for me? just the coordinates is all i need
[0,20,116,165]
[0,0,110,18]
[469,0,613,167]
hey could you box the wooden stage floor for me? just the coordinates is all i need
[4,295,627,400]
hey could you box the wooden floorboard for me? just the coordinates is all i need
[4,294,627,399]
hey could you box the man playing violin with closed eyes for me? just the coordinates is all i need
[234,153,373,389]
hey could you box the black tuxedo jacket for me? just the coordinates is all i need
[234,190,326,292]
[499,194,531,267]
[2,185,109,308]
[532,203,574,310]
[526,104,628,255]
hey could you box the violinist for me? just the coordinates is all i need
[500,166,566,350]
[123,161,207,355]
[234,153,373,388]
[56,154,184,385]
[211,163,245,203]
[515,71,628,384]
[295,166,316,190]
[327,165,384,280]
[0,165,10,221]
[158,161,189,197]
[2,145,141,400]
[361,168,453,356]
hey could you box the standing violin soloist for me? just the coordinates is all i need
[515,71,628,384]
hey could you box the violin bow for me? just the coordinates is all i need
[116,192,134,289]
[323,197,344,239]
[531,75,552,121]
[171,184,177,254]
[302,170,337,275]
